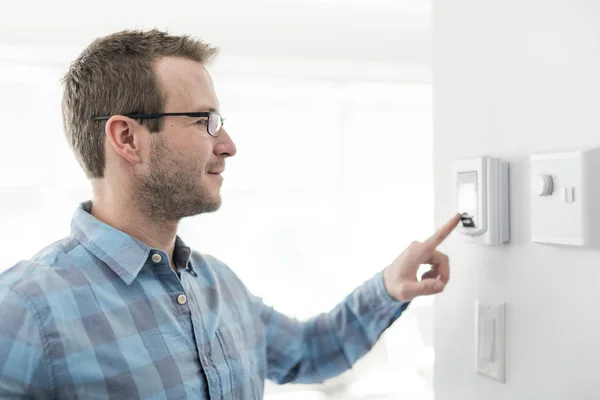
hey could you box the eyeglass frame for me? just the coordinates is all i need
[92,112,224,137]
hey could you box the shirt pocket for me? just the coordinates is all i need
[216,322,266,396]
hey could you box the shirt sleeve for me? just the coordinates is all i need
[0,284,52,399]
[256,270,410,384]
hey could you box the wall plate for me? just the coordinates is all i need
[475,300,506,383]
[530,147,600,247]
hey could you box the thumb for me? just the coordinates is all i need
[398,277,445,301]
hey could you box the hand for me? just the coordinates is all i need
[383,214,461,302]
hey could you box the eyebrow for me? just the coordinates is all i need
[195,106,219,113]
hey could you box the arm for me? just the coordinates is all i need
[258,271,408,385]
[0,284,52,399]
[260,213,462,385]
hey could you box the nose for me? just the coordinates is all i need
[214,127,237,158]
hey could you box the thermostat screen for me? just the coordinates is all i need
[457,171,478,227]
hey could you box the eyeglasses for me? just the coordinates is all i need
[92,112,224,137]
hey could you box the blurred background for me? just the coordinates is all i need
[0,0,434,398]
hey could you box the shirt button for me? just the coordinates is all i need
[151,253,162,263]
[176,294,187,305]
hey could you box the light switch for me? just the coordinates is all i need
[530,147,600,247]
[476,300,505,383]
[479,315,495,362]
[563,187,575,203]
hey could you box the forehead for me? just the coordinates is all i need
[153,56,218,111]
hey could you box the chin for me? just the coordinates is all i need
[201,194,222,214]
[207,199,222,212]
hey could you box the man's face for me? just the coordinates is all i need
[132,56,237,222]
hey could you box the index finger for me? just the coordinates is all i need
[423,213,461,249]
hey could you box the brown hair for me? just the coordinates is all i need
[61,29,218,178]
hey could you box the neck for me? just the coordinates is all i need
[90,182,179,267]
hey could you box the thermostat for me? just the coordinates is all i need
[453,156,510,246]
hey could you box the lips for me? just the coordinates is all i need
[208,171,224,182]
[208,161,225,176]
[207,165,225,174]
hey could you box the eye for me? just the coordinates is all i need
[196,118,208,126]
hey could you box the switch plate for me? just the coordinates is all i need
[530,147,600,247]
[475,300,505,383]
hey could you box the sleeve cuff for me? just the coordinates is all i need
[361,270,411,317]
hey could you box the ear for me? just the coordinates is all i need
[104,116,147,166]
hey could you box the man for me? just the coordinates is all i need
[0,29,460,399]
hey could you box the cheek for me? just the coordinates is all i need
[178,137,213,163]
[164,128,214,168]
[172,147,210,178]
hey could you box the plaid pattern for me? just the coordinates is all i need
[0,201,409,399]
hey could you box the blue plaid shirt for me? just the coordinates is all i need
[0,202,409,399]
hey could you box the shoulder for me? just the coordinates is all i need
[190,251,254,297]
[193,252,239,279]
[0,235,82,300]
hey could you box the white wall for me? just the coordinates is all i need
[433,1,600,399]
[0,0,431,65]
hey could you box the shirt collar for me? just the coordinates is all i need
[70,201,193,285]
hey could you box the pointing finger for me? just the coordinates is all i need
[423,213,461,249]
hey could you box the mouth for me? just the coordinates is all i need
[207,170,224,181]
[207,162,225,180]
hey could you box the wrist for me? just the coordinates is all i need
[382,265,400,301]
